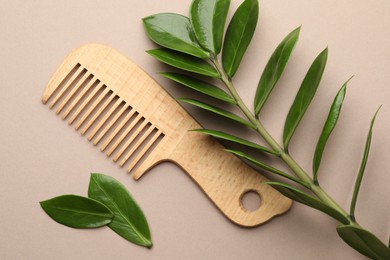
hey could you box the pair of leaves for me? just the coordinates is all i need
[337,225,390,259]
[40,173,152,248]
[314,100,380,221]
[143,13,209,59]
[161,73,253,125]
[252,25,328,150]
[143,0,231,58]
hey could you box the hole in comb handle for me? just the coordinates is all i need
[240,190,262,212]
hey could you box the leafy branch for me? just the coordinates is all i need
[143,0,390,259]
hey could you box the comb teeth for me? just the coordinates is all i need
[44,63,165,173]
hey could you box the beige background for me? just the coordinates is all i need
[1,0,389,259]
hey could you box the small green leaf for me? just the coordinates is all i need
[40,195,113,228]
[178,98,255,128]
[191,129,277,155]
[337,225,390,260]
[254,27,301,115]
[266,182,349,224]
[147,48,219,78]
[350,107,381,221]
[160,72,235,103]
[313,78,351,183]
[190,0,231,54]
[227,150,309,187]
[143,13,209,58]
[88,173,152,248]
[283,47,328,150]
[222,0,259,78]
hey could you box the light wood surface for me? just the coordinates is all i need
[42,44,291,227]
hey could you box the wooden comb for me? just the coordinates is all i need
[42,44,291,227]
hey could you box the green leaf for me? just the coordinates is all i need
[190,0,231,54]
[254,27,301,115]
[147,48,219,78]
[313,78,351,183]
[40,195,113,228]
[178,98,255,128]
[227,150,309,187]
[191,129,277,155]
[160,72,234,103]
[350,107,381,221]
[337,225,390,260]
[266,182,349,224]
[143,13,209,58]
[88,173,152,248]
[222,0,259,78]
[283,47,328,150]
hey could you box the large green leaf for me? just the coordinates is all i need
[40,195,113,228]
[337,225,390,259]
[222,0,259,78]
[254,27,301,115]
[143,13,209,58]
[178,98,255,128]
[191,129,277,155]
[283,47,328,150]
[88,173,152,248]
[266,182,349,224]
[350,107,381,221]
[227,150,309,187]
[147,48,220,78]
[190,0,230,54]
[313,78,350,182]
[160,72,235,103]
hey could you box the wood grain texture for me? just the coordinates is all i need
[42,44,292,227]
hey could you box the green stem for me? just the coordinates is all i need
[211,57,349,220]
